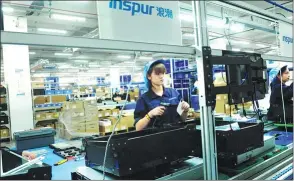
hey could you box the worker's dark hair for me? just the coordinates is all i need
[147,63,166,89]
[277,65,288,76]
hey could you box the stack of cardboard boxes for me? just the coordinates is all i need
[57,100,135,139]
[215,94,237,114]
[34,95,67,105]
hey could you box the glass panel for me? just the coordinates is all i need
[206,2,281,56]
[2,1,98,37]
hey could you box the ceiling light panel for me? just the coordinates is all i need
[52,14,86,22]
[2,7,14,13]
[54,52,73,56]
[37,28,67,34]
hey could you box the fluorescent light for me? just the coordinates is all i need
[52,14,86,22]
[2,7,14,13]
[74,60,88,63]
[256,44,266,47]
[124,61,134,64]
[37,28,67,34]
[230,23,245,32]
[117,55,131,59]
[182,33,194,37]
[54,52,72,56]
[89,64,100,68]
[139,56,153,60]
[232,48,240,52]
[29,52,36,55]
[245,50,254,53]
[207,19,227,28]
[240,41,250,45]
[179,13,194,22]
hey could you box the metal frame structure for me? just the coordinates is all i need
[0,0,292,180]
[192,1,218,179]
[0,31,196,55]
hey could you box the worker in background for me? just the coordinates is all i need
[134,60,190,131]
[267,65,293,123]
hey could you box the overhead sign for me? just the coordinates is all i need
[279,21,292,57]
[97,0,182,45]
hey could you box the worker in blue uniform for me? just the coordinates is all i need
[267,65,293,123]
[134,60,190,131]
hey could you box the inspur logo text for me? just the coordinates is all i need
[109,0,173,19]
[283,36,293,44]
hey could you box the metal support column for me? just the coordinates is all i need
[192,1,218,180]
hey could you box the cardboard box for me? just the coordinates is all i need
[129,92,135,101]
[52,112,60,119]
[51,95,67,103]
[99,125,119,133]
[111,109,120,116]
[85,115,99,123]
[0,127,10,138]
[70,117,86,124]
[84,100,97,106]
[0,97,6,104]
[99,119,114,133]
[120,116,135,128]
[35,113,46,121]
[63,101,84,110]
[104,110,112,117]
[45,113,55,119]
[104,116,117,125]
[72,112,85,117]
[97,110,105,118]
[34,96,47,104]
[86,121,99,133]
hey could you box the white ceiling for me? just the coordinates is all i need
[1,1,293,79]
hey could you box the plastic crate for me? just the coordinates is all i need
[45,90,54,95]
[14,127,56,151]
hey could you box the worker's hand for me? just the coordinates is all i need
[181,101,190,112]
[22,151,37,160]
[148,106,166,118]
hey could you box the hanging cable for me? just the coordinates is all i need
[102,52,139,180]
[279,69,288,136]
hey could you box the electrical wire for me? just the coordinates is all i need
[272,4,287,135]
[279,69,288,135]
[221,65,227,84]
[102,52,139,180]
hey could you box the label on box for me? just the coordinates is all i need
[72,105,76,109]
[121,126,126,130]
[105,113,110,116]
[98,114,102,117]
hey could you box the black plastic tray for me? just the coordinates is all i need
[83,123,201,177]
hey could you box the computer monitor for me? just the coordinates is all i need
[223,51,268,105]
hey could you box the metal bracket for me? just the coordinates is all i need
[202,46,267,105]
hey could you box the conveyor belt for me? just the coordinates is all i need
[229,147,293,180]
[266,163,293,180]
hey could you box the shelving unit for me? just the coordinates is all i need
[0,84,11,142]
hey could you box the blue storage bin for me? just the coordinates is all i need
[55,90,63,95]
[35,104,43,108]
[174,83,182,88]
[45,90,54,95]
[63,90,73,94]
[191,95,200,111]
[14,127,56,151]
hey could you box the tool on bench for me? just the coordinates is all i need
[54,158,68,166]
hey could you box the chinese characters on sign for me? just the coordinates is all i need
[156,7,173,19]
